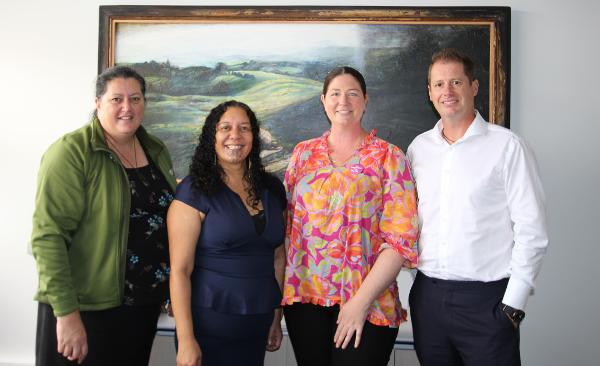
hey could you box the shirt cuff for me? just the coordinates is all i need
[502,276,532,310]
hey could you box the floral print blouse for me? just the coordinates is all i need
[282,130,419,327]
[123,160,174,306]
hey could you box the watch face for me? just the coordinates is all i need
[501,303,525,323]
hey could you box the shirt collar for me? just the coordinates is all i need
[462,111,488,140]
[432,110,488,144]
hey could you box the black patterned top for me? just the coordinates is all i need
[123,159,174,306]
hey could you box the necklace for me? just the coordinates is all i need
[106,133,137,168]
[328,133,365,166]
[441,129,457,144]
[225,178,262,215]
[330,154,355,166]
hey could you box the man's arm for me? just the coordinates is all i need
[502,136,549,310]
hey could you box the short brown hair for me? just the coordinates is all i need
[428,48,476,84]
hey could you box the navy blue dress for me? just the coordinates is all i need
[174,175,286,366]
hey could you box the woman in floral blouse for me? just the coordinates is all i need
[282,66,419,366]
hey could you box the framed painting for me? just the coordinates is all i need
[99,6,510,178]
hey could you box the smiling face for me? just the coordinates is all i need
[428,61,479,125]
[321,73,368,127]
[95,77,145,139]
[214,106,253,169]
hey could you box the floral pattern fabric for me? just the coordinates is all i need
[282,130,419,327]
[123,160,174,306]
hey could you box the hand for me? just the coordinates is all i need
[334,297,369,349]
[266,321,283,352]
[164,300,174,317]
[56,311,88,364]
[176,338,202,366]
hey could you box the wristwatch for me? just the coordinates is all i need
[500,303,525,325]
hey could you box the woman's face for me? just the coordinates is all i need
[214,107,253,169]
[321,74,367,127]
[96,77,144,139]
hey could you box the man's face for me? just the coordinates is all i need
[428,61,479,123]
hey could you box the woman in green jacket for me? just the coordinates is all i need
[31,66,176,365]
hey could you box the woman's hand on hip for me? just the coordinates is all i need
[56,311,88,364]
[334,297,370,349]
[176,338,202,366]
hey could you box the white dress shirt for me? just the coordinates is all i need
[407,112,548,310]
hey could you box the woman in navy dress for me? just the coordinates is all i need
[168,100,286,366]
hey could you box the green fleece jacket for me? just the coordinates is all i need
[31,118,176,316]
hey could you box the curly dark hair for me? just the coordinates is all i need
[189,100,267,209]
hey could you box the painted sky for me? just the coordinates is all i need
[115,23,413,68]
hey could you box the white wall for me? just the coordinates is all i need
[1,0,598,365]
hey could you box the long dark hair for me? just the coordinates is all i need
[189,100,266,209]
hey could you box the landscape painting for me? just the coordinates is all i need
[99,7,510,178]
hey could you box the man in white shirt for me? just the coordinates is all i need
[406,48,548,366]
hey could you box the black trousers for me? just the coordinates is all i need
[283,303,398,366]
[409,272,520,366]
[36,302,161,366]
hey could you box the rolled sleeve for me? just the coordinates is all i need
[378,147,419,268]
